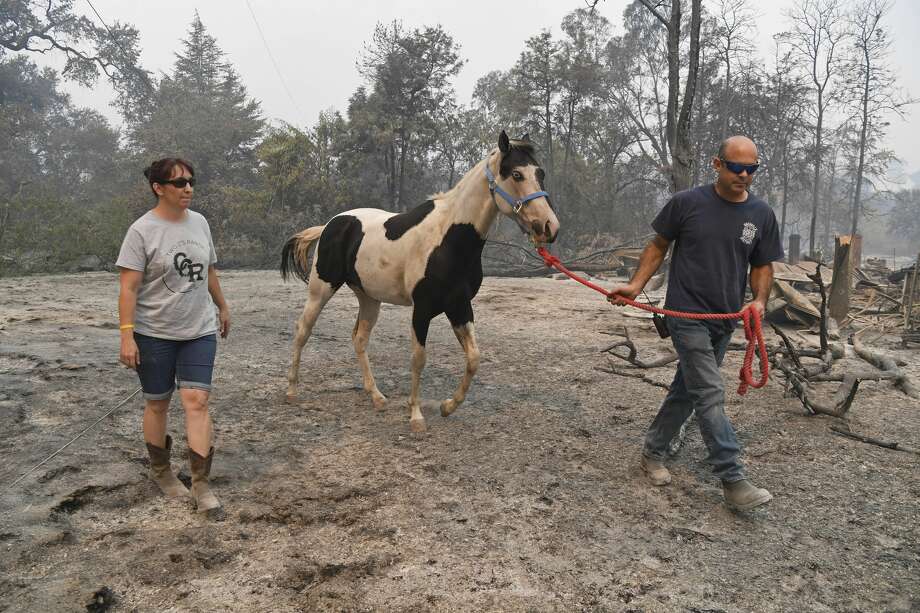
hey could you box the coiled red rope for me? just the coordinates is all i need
[537,247,769,395]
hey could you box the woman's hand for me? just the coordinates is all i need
[218,306,230,338]
[120,334,140,369]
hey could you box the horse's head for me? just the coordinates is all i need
[487,131,560,244]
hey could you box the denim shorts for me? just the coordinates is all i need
[134,333,217,400]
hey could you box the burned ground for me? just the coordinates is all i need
[0,270,918,612]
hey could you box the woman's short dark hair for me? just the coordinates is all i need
[143,158,195,196]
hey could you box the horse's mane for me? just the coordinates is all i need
[428,141,537,202]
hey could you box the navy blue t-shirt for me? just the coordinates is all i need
[653,184,784,319]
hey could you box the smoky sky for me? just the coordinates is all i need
[43,0,920,174]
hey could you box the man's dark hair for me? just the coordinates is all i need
[143,158,195,197]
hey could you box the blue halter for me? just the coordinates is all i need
[484,164,550,214]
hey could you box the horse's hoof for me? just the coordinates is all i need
[372,394,387,410]
[440,399,457,417]
[285,392,298,404]
[409,418,427,433]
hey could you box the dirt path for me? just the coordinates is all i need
[1,270,918,612]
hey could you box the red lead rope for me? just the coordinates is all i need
[536,247,769,395]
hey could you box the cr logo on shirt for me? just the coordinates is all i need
[174,252,205,282]
[740,222,757,245]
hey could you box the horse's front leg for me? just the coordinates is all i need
[442,315,480,417]
[408,312,431,433]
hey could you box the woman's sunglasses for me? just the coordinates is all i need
[159,177,196,188]
[719,159,759,175]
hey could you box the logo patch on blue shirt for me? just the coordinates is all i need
[740,222,757,245]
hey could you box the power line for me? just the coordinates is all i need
[83,0,154,92]
[244,0,306,125]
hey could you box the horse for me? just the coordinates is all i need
[280,131,560,432]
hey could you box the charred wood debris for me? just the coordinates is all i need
[484,239,920,455]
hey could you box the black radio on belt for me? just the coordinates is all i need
[652,313,670,339]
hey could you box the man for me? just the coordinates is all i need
[609,136,783,511]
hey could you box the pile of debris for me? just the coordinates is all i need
[768,263,917,417]
[768,249,920,349]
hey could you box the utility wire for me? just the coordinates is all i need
[244,0,306,124]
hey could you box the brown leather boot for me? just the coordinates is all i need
[188,447,225,520]
[145,435,190,498]
[640,454,671,486]
[722,479,773,511]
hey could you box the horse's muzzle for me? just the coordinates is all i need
[532,219,559,244]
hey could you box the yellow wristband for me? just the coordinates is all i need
[119,324,135,330]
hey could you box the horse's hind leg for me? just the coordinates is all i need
[407,311,432,433]
[352,290,386,410]
[287,279,337,401]
[442,303,480,417]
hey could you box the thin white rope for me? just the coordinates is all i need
[3,386,142,491]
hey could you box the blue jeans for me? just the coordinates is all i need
[134,333,217,400]
[643,318,745,482]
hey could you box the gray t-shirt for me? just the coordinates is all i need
[116,210,218,340]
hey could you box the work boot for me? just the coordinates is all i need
[722,479,772,511]
[188,447,226,521]
[145,435,190,498]
[640,454,671,486]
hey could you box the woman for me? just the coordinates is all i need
[117,158,229,520]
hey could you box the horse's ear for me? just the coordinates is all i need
[521,133,531,142]
[498,130,510,154]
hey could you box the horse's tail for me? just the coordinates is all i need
[280,225,325,283]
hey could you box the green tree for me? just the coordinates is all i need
[513,30,561,179]
[0,0,149,91]
[358,21,464,209]
[126,13,264,192]
[0,54,129,273]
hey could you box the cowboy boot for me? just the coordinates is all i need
[188,446,225,520]
[145,435,190,497]
[722,479,773,511]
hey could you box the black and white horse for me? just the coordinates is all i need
[280,131,559,432]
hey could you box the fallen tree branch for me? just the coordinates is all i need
[830,426,920,456]
[809,371,902,383]
[603,343,678,368]
[808,264,830,355]
[601,326,678,368]
[595,366,670,390]
[851,336,919,399]
[773,358,860,417]
[770,322,803,370]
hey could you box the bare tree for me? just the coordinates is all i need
[844,0,913,239]
[762,44,810,243]
[713,0,760,137]
[781,0,846,257]
[638,0,704,193]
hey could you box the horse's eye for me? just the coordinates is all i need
[512,171,523,181]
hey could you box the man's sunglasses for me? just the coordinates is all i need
[159,177,196,188]
[719,159,759,175]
